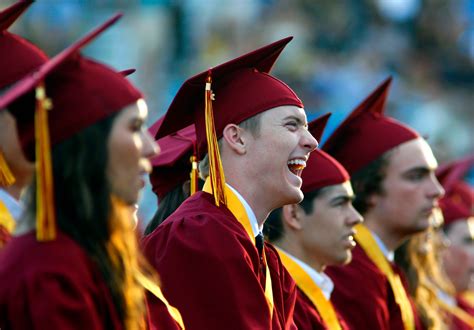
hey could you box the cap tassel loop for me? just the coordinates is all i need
[35,83,56,241]
[204,72,226,207]
[0,151,15,187]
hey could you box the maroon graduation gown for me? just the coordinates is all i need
[325,243,423,330]
[448,295,474,330]
[142,191,297,330]
[0,231,123,329]
[293,286,350,330]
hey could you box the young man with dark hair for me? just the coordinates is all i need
[323,78,445,330]
[265,113,362,329]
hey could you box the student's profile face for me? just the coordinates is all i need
[300,182,363,266]
[371,138,444,237]
[245,106,317,208]
[442,218,474,292]
[0,110,34,184]
[107,99,159,205]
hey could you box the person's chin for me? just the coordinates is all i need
[284,187,303,205]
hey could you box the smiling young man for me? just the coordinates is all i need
[0,0,49,248]
[142,37,317,329]
[323,78,445,330]
[264,113,362,329]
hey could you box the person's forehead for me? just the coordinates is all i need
[388,137,438,171]
[120,99,148,119]
[318,180,354,200]
[261,105,307,121]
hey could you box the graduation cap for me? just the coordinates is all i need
[0,13,143,241]
[148,116,198,201]
[301,113,350,193]
[436,156,474,225]
[156,36,303,206]
[322,77,419,175]
[119,68,136,76]
[0,0,48,89]
[0,0,48,186]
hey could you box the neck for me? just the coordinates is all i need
[362,213,404,251]
[277,236,325,273]
[226,178,271,227]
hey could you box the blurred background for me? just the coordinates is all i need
[5,0,473,227]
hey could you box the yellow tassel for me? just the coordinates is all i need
[35,83,56,241]
[0,151,15,187]
[204,73,226,207]
[189,155,199,195]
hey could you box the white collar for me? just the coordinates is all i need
[0,188,23,221]
[226,184,261,237]
[371,230,395,262]
[436,289,457,307]
[284,250,334,300]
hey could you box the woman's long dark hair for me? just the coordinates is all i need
[26,113,142,327]
[145,184,188,235]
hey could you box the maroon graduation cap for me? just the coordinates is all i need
[436,156,474,225]
[149,116,197,200]
[0,0,48,90]
[0,13,143,241]
[322,77,419,175]
[301,113,350,193]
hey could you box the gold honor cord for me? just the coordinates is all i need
[354,224,415,330]
[0,151,15,186]
[437,300,474,328]
[0,199,16,235]
[277,248,342,330]
[203,178,274,318]
[134,272,185,329]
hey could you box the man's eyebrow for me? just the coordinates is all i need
[330,194,355,204]
[283,115,307,126]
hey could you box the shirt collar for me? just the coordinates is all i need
[437,289,457,307]
[226,184,261,237]
[0,188,23,221]
[284,250,334,300]
[371,230,394,262]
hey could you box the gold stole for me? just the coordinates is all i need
[433,290,474,328]
[0,198,16,239]
[277,248,342,329]
[355,224,415,330]
[134,272,185,329]
[203,178,274,318]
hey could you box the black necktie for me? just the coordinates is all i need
[255,232,264,256]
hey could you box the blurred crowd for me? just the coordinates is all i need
[8,0,473,224]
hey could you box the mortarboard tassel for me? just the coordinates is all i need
[204,72,226,207]
[35,83,56,241]
[0,151,15,186]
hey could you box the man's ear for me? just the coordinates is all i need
[282,204,304,230]
[222,123,246,155]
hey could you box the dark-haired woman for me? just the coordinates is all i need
[0,24,183,330]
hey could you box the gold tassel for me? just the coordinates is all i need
[189,155,199,195]
[0,151,15,187]
[204,72,226,207]
[35,83,56,241]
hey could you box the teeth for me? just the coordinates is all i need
[347,235,354,241]
[287,159,306,167]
